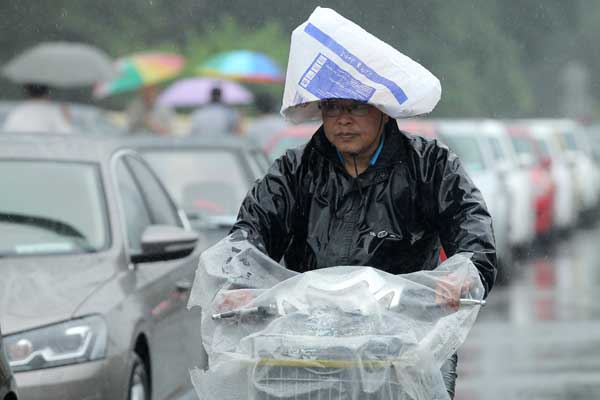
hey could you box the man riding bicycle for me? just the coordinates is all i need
[230,97,496,397]
[224,8,497,399]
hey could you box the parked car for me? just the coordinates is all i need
[505,122,555,237]
[526,120,579,232]
[0,326,18,400]
[126,135,271,245]
[553,119,600,219]
[435,120,512,272]
[0,101,125,135]
[264,123,320,160]
[476,120,536,250]
[0,134,205,400]
[583,123,600,164]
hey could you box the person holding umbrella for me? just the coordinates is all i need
[126,84,174,135]
[93,52,185,135]
[190,50,285,136]
[1,41,114,134]
[3,83,73,133]
[188,85,241,136]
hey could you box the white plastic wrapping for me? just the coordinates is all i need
[281,7,442,123]
[188,233,484,400]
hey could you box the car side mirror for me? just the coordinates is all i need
[131,225,199,263]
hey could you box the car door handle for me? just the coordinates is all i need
[175,279,193,292]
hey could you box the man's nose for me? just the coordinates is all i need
[335,110,353,124]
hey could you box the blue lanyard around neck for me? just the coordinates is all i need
[336,133,385,166]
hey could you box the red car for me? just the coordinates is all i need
[506,123,555,236]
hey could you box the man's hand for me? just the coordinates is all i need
[215,290,255,312]
[434,272,475,310]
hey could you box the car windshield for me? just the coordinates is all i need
[0,161,109,256]
[438,133,486,172]
[510,135,534,155]
[142,149,252,220]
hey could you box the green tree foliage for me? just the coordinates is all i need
[181,16,289,110]
[183,16,289,68]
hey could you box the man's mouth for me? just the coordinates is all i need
[335,132,358,140]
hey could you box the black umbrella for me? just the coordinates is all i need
[2,41,115,87]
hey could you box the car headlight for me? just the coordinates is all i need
[3,315,107,372]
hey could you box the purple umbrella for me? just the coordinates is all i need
[157,77,254,107]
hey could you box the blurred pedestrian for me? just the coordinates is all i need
[188,86,240,136]
[245,92,288,145]
[126,84,174,135]
[2,84,73,133]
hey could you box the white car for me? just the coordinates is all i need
[583,124,600,165]
[526,120,578,231]
[436,120,511,268]
[554,119,600,218]
[477,120,536,250]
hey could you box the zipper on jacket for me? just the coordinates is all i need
[340,191,362,264]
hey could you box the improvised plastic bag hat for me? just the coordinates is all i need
[281,7,442,123]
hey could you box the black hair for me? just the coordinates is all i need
[210,86,222,103]
[24,84,50,98]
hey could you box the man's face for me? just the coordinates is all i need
[321,99,389,156]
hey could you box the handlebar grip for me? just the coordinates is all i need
[212,305,278,320]
[459,299,486,306]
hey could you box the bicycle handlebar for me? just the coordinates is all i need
[211,298,485,320]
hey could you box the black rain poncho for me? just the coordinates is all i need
[232,119,496,296]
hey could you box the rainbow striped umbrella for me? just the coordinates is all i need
[196,50,284,84]
[94,52,185,98]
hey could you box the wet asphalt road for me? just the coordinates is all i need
[456,220,600,400]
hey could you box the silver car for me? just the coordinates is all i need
[0,134,206,399]
[436,121,513,277]
[0,326,18,400]
[126,135,270,245]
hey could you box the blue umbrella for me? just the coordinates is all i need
[197,50,284,84]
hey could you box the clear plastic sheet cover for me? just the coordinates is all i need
[189,233,484,400]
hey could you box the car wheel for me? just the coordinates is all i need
[128,353,150,400]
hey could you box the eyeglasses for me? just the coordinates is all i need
[319,101,371,118]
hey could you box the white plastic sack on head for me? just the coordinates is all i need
[281,7,442,123]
